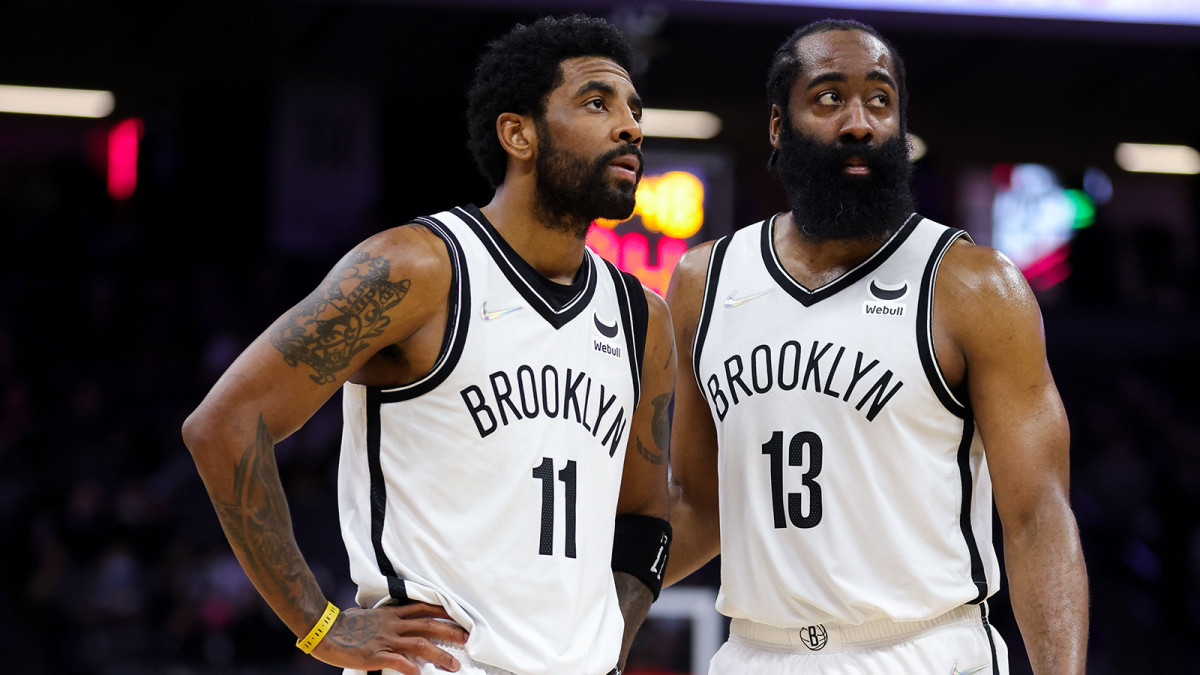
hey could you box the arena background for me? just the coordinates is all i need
[1,1,1197,673]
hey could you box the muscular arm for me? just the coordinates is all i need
[611,286,676,669]
[936,242,1088,674]
[661,244,722,587]
[181,226,468,673]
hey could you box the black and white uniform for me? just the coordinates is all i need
[692,214,1007,674]
[338,205,648,675]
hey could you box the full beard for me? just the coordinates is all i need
[533,118,642,239]
[772,122,915,242]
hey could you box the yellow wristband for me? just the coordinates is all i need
[296,601,340,654]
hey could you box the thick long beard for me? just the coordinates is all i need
[772,124,915,242]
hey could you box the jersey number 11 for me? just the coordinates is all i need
[532,457,577,558]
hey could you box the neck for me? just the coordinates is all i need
[480,184,589,284]
[773,211,893,287]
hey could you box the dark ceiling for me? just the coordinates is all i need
[2,0,1198,226]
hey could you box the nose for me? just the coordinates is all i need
[614,106,643,147]
[838,99,873,144]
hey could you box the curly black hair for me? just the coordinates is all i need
[766,19,908,134]
[466,14,635,188]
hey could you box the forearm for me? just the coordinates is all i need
[662,493,719,587]
[612,571,654,670]
[190,414,327,636]
[1004,509,1089,675]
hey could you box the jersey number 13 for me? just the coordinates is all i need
[762,430,823,529]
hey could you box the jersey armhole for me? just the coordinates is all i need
[604,260,649,407]
[691,236,731,395]
[917,228,971,417]
[377,215,472,402]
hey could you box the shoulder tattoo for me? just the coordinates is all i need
[270,250,410,384]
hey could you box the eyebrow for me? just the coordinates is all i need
[805,69,897,92]
[577,80,643,110]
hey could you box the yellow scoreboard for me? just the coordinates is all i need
[586,148,733,297]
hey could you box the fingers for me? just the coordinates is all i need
[382,605,469,645]
[388,636,462,672]
[310,604,470,672]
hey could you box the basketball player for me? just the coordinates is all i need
[182,15,675,675]
[663,19,1088,675]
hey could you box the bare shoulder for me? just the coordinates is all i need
[673,240,718,287]
[938,239,1034,302]
[351,222,452,284]
[935,238,1045,357]
[665,240,717,317]
[642,282,671,324]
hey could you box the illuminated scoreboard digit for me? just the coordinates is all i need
[586,148,733,296]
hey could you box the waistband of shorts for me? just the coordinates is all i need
[730,604,984,653]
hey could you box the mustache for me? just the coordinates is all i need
[817,136,904,173]
[772,125,908,176]
[597,144,644,177]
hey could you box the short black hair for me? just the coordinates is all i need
[466,14,635,188]
[766,19,909,133]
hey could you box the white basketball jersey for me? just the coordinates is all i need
[338,205,648,675]
[693,214,1001,628]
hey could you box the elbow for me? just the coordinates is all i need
[181,403,231,464]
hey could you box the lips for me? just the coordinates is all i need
[610,154,641,176]
[844,157,870,175]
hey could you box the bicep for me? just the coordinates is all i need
[665,248,720,514]
[187,229,446,450]
[947,249,1071,525]
[615,289,676,516]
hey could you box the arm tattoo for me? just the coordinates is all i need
[650,393,671,453]
[209,416,324,621]
[271,250,410,384]
[636,393,673,465]
[637,437,665,466]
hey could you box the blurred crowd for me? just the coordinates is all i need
[1,151,1198,675]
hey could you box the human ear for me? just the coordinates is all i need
[496,112,535,161]
[769,104,784,149]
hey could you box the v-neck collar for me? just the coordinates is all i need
[455,204,596,329]
[762,212,921,307]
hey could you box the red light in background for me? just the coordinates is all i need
[107,118,142,200]
[1022,245,1071,291]
[586,225,687,297]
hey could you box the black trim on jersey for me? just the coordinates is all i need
[979,600,998,667]
[980,604,1000,674]
[691,236,732,394]
[376,215,473,403]
[455,204,596,329]
[916,227,971,418]
[366,387,410,604]
[957,414,989,605]
[603,259,649,408]
[762,212,920,307]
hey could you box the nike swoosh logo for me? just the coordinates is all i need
[723,289,770,308]
[481,302,522,321]
[869,279,908,301]
[594,313,619,338]
[951,663,990,675]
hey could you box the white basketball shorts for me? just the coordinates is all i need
[709,604,1009,675]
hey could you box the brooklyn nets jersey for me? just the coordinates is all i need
[338,205,648,674]
[693,214,1001,628]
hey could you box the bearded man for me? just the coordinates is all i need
[662,18,1088,675]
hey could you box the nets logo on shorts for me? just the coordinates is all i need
[799,624,828,650]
